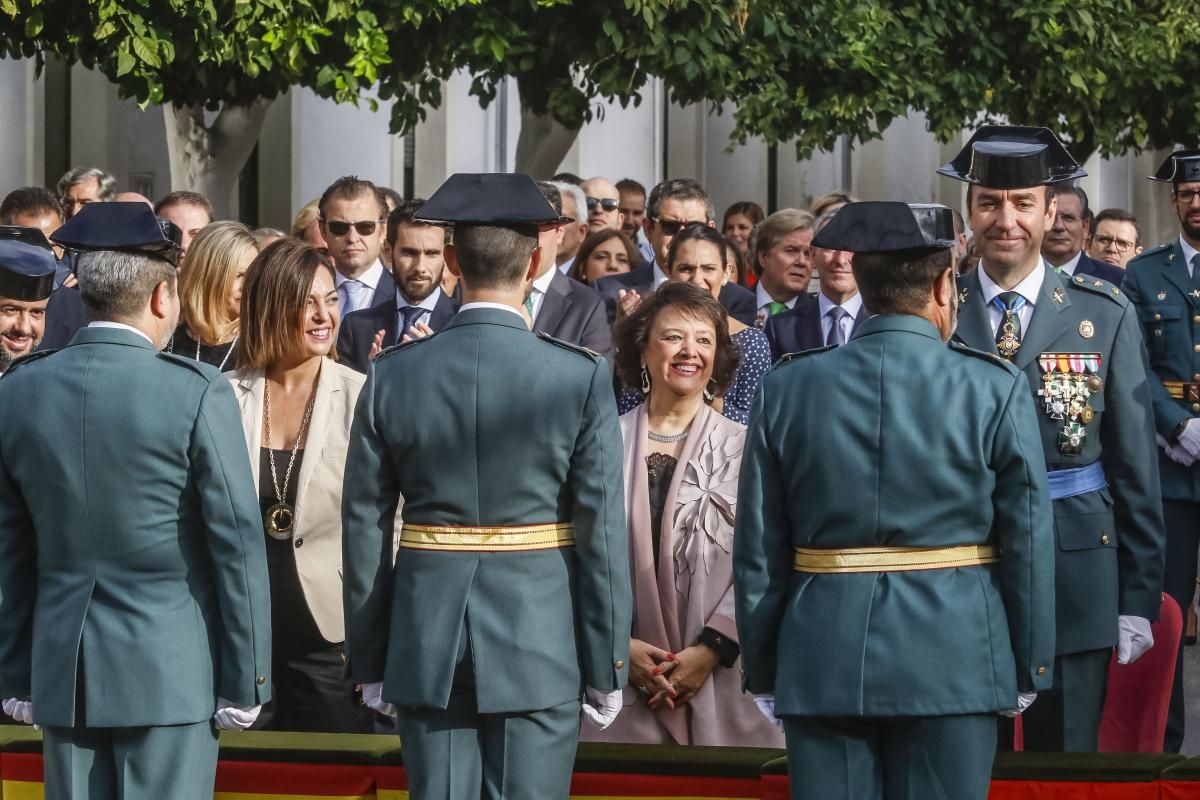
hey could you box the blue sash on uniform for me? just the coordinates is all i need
[1047,462,1107,501]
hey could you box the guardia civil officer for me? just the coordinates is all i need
[942,126,1164,751]
[733,201,1055,800]
[0,227,55,372]
[342,174,631,800]
[1123,149,1200,752]
[0,202,272,799]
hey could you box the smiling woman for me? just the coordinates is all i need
[226,238,375,734]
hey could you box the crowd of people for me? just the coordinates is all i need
[0,124,1196,800]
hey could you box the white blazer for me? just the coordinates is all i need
[228,360,364,644]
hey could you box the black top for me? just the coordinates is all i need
[259,448,329,657]
[167,324,238,371]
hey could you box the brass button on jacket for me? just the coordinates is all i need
[1101,534,1111,545]
[256,675,266,686]
[614,660,625,670]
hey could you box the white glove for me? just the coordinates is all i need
[581,686,622,730]
[2,698,33,725]
[999,691,1037,718]
[361,682,397,718]
[1117,615,1154,664]
[1176,419,1200,460]
[1157,433,1196,466]
[753,693,783,729]
[212,698,262,730]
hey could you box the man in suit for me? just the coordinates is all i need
[320,175,397,317]
[751,209,817,327]
[734,201,1055,800]
[0,202,272,799]
[1123,149,1200,752]
[343,173,631,800]
[943,126,1164,751]
[338,201,458,373]
[1088,208,1144,269]
[594,178,756,326]
[0,229,55,373]
[765,208,867,360]
[1042,184,1126,285]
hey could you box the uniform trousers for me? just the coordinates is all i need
[43,720,218,800]
[996,648,1109,752]
[781,713,997,800]
[1163,499,1200,753]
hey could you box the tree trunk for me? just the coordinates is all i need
[163,99,270,219]
[514,105,580,178]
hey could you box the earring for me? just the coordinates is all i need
[703,380,716,401]
[641,366,651,395]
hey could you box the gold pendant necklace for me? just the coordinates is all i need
[263,373,318,540]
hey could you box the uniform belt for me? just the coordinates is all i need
[399,523,575,552]
[792,544,998,574]
[1047,462,1107,501]
[1163,381,1200,402]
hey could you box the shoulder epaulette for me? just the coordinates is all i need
[2,349,57,376]
[772,344,835,370]
[373,332,437,363]
[1066,273,1129,307]
[536,331,601,361]
[949,340,1020,374]
[155,351,220,377]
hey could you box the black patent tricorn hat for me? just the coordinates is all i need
[812,201,957,255]
[1149,149,1200,184]
[0,226,56,301]
[51,202,182,267]
[413,173,572,229]
[937,125,1087,187]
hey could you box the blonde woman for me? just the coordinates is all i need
[167,221,257,370]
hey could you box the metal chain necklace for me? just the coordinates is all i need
[647,426,691,443]
[164,329,238,371]
[262,377,317,540]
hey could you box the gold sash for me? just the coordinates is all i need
[399,523,575,552]
[793,544,998,574]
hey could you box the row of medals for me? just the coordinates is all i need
[1037,353,1103,456]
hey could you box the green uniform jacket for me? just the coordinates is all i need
[954,266,1164,655]
[734,315,1056,717]
[1124,241,1200,502]
[0,327,272,728]
[342,307,631,714]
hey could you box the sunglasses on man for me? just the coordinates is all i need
[653,218,707,236]
[586,197,619,212]
[323,218,384,237]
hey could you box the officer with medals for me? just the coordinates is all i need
[734,201,1055,800]
[1123,149,1200,752]
[0,227,55,373]
[0,202,272,798]
[943,126,1164,752]
[342,174,631,799]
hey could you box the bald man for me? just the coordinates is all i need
[580,177,624,233]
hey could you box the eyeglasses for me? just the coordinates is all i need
[323,219,383,237]
[653,218,707,236]
[586,197,619,212]
[1092,235,1136,253]
[1174,189,1200,205]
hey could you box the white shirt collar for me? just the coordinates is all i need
[87,321,154,345]
[335,259,384,291]
[977,259,1046,308]
[557,256,575,276]
[1179,236,1200,275]
[397,286,443,312]
[1056,250,1083,277]
[756,282,798,311]
[532,265,557,295]
[458,301,529,326]
[818,291,863,319]
[651,258,669,288]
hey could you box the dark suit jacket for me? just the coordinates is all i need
[39,285,89,351]
[368,267,397,309]
[1073,252,1126,286]
[533,271,612,358]
[594,263,757,327]
[337,289,457,374]
[764,294,868,361]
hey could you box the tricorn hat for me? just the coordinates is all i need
[413,173,572,229]
[0,226,57,302]
[51,202,182,267]
[937,125,1087,188]
[1149,149,1200,184]
[812,201,957,255]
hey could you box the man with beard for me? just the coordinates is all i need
[1122,149,1200,752]
[735,201,1054,800]
[0,201,271,799]
[337,201,458,373]
[944,126,1163,752]
[0,229,55,373]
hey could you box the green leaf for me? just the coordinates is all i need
[0,0,17,19]
[116,46,135,77]
[23,7,41,37]
[132,35,161,67]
